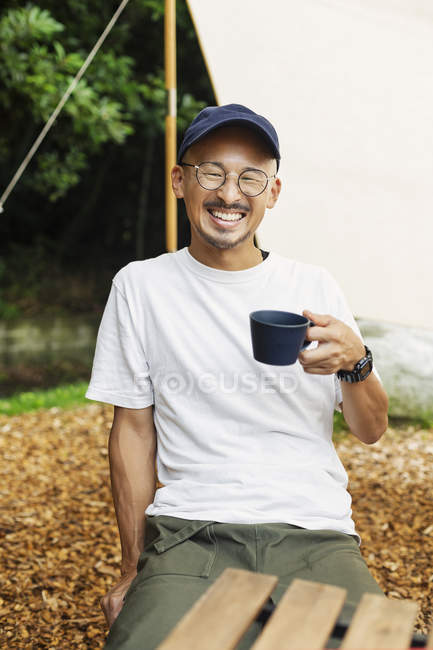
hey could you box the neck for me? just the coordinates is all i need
[187,242,263,271]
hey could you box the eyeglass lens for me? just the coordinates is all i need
[196,163,268,197]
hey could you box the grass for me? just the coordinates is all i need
[0,382,352,425]
[332,411,350,442]
[389,412,433,430]
[0,381,92,416]
[1,382,432,435]
[387,396,433,430]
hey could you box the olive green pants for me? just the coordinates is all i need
[104,515,385,649]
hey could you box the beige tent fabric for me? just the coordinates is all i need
[186,0,433,329]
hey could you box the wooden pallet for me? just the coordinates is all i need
[156,567,433,650]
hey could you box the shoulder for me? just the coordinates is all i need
[271,251,333,283]
[270,252,346,311]
[112,251,178,295]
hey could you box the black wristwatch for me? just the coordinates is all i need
[336,345,373,383]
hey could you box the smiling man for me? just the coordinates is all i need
[174,117,281,270]
[86,104,389,649]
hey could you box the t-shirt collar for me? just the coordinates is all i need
[179,246,274,283]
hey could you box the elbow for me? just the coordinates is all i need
[352,403,389,445]
[365,406,389,445]
[343,385,389,445]
[366,419,388,444]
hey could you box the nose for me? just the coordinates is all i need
[215,172,243,204]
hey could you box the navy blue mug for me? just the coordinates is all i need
[249,310,315,366]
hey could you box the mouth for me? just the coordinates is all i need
[207,208,247,228]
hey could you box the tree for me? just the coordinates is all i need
[0,2,208,201]
[0,0,214,317]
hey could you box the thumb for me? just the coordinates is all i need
[302,310,332,327]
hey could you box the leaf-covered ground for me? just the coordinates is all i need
[1,404,432,648]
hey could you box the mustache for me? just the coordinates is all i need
[204,200,250,213]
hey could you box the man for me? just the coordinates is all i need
[85,104,389,649]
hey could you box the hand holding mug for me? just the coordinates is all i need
[298,310,366,375]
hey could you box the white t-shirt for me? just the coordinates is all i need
[86,247,383,546]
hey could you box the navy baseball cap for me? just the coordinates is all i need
[177,103,281,171]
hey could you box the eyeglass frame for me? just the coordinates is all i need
[179,161,277,197]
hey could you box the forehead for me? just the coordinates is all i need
[185,125,274,168]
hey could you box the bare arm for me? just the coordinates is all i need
[339,371,389,445]
[100,404,157,627]
[300,310,389,445]
[108,404,157,575]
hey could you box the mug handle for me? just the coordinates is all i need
[300,320,316,351]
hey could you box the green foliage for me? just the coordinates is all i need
[0,0,215,307]
[31,148,87,201]
[387,395,433,429]
[388,410,433,430]
[333,410,349,433]
[417,411,433,429]
[0,234,63,322]
[0,5,63,45]
[0,1,210,203]
[137,0,165,21]
[0,380,89,415]
[332,411,349,444]
[0,4,145,200]
[1,379,432,428]
[139,70,206,134]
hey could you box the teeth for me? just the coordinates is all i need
[211,211,244,222]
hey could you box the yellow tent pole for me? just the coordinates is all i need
[165,0,177,252]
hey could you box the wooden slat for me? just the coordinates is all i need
[341,593,419,649]
[250,578,346,650]
[156,567,278,650]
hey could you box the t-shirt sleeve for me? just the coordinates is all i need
[321,269,383,413]
[85,279,154,408]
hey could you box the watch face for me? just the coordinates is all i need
[359,361,373,379]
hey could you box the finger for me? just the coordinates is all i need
[299,351,323,365]
[299,356,337,371]
[299,343,336,365]
[300,366,333,375]
[303,323,338,345]
[300,358,339,371]
[109,603,124,629]
[306,327,338,343]
[302,310,334,327]
[106,603,120,629]
[300,358,337,371]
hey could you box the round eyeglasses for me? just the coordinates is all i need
[180,161,276,197]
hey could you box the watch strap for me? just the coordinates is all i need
[336,344,373,383]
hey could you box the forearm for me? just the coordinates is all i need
[340,372,389,444]
[108,422,157,574]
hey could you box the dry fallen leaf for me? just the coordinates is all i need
[0,404,432,647]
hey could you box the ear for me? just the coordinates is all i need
[266,176,282,209]
[171,165,185,199]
